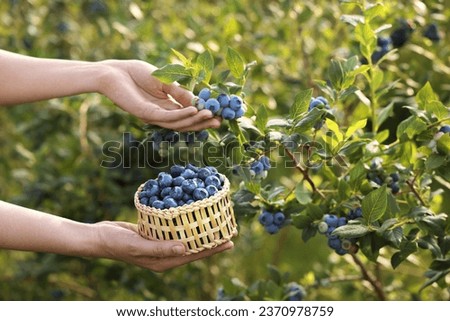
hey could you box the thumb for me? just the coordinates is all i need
[138,239,187,257]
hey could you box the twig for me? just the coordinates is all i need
[406,179,427,207]
[284,147,326,199]
[350,253,386,300]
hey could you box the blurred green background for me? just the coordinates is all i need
[0,0,448,300]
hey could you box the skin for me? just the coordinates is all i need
[0,50,232,272]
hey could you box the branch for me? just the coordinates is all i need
[350,253,386,300]
[406,179,427,207]
[284,147,326,199]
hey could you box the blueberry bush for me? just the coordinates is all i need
[0,0,448,300]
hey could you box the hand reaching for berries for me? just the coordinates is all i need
[0,49,220,132]
[0,201,233,272]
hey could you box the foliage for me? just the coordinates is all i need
[0,0,449,300]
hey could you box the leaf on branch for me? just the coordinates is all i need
[226,47,245,79]
[362,185,387,224]
[152,64,191,83]
[290,89,313,121]
[196,49,214,83]
[295,183,312,205]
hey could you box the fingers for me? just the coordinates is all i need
[137,239,187,258]
[139,105,198,123]
[162,82,195,107]
[176,117,222,132]
[151,109,221,131]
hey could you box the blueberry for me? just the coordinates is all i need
[206,185,219,197]
[177,200,185,207]
[149,196,158,204]
[251,161,264,174]
[197,168,212,181]
[152,200,165,209]
[348,207,363,220]
[391,183,400,194]
[160,187,172,198]
[164,197,178,209]
[182,193,192,202]
[324,214,338,228]
[172,176,185,186]
[328,238,341,250]
[205,98,221,114]
[335,248,348,255]
[205,175,221,188]
[423,23,440,42]
[390,22,413,48]
[217,94,230,107]
[181,168,197,179]
[139,190,152,198]
[234,106,245,118]
[229,95,243,111]
[372,176,383,186]
[206,166,218,175]
[390,173,400,182]
[186,163,199,173]
[308,98,324,111]
[326,226,338,240]
[144,179,158,190]
[146,185,160,197]
[316,96,329,105]
[439,125,450,134]
[192,177,205,189]
[170,186,184,200]
[139,196,149,206]
[198,88,211,101]
[195,130,209,142]
[258,210,274,226]
[286,283,305,301]
[186,199,194,205]
[221,107,236,120]
[274,212,285,225]
[157,173,173,188]
[260,156,271,170]
[377,36,391,48]
[181,179,197,194]
[185,132,196,146]
[170,165,185,177]
[193,188,209,201]
[337,217,347,227]
[265,223,279,234]
[164,131,180,144]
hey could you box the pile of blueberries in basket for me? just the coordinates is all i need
[138,164,225,209]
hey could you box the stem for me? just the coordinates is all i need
[406,179,427,207]
[284,147,326,199]
[350,253,386,300]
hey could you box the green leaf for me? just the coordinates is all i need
[152,64,191,83]
[362,185,388,224]
[305,203,324,221]
[290,89,313,121]
[396,116,428,140]
[416,82,437,109]
[295,183,312,205]
[429,258,450,271]
[364,3,386,22]
[171,48,191,67]
[326,118,344,142]
[196,49,214,83]
[328,59,345,89]
[255,105,269,133]
[345,118,367,139]
[436,133,450,155]
[349,160,366,190]
[425,154,446,170]
[332,224,370,238]
[377,102,394,128]
[391,241,418,269]
[226,47,245,79]
[291,212,312,229]
[354,23,376,61]
[359,233,387,262]
[293,108,326,131]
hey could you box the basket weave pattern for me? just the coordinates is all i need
[134,175,237,254]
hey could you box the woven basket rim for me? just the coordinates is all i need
[134,173,231,219]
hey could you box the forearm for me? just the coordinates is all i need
[0,50,106,105]
[0,200,99,257]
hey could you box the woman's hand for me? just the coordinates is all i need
[93,221,234,272]
[98,59,221,132]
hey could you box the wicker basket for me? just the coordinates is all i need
[134,174,238,255]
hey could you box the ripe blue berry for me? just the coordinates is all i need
[182,193,191,202]
[274,212,285,225]
[157,173,173,188]
[170,165,185,177]
[172,176,185,186]
[205,98,221,114]
[258,210,274,226]
[286,283,305,301]
[315,96,328,105]
[423,23,440,42]
[186,163,199,173]
[197,168,212,181]
[181,168,197,179]
[195,130,209,142]
[206,185,219,197]
[328,238,342,250]
[439,125,450,133]
[178,200,185,207]
[198,88,211,101]
[152,200,165,209]
[164,131,180,144]
[348,207,363,220]
[221,107,236,120]
[265,223,280,234]
[391,183,400,194]
[186,199,194,205]
[206,166,218,175]
[217,94,230,107]
[337,217,347,227]
[390,172,400,182]
[251,161,264,175]
[192,177,205,189]
[193,188,209,201]
[139,196,149,206]
[229,95,243,111]
[324,214,338,227]
[234,106,245,118]
[260,156,271,170]
[160,187,172,198]
[170,186,184,200]
[181,179,197,194]
[205,175,222,188]
[164,197,178,209]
